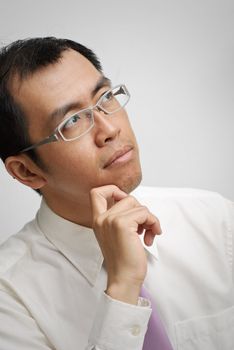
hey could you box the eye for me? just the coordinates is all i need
[63,114,81,130]
[102,90,114,103]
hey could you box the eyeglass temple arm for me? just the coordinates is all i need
[20,134,59,153]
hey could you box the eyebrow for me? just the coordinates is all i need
[48,75,111,126]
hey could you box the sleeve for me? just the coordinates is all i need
[86,292,152,350]
[0,289,54,350]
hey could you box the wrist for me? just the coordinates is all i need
[106,280,142,305]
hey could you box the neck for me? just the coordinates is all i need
[42,192,93,228]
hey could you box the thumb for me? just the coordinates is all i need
[90,185,127,218]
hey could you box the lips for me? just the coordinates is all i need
[103,145,133,168]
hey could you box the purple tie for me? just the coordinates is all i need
[141,286,173,350]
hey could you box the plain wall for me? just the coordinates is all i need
[0,0,233,242]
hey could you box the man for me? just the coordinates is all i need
[0,37,233,350]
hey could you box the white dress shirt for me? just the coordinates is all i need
[0,186,233,350]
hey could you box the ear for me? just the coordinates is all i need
[5,155,47,190]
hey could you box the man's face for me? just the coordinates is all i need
[13,49,142,223]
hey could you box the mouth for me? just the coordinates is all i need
[103,145,134,169]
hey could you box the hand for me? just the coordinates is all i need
[90,185,162,304]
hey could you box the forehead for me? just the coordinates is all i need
[11,49,102,124]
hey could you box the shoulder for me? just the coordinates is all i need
[133,186,233,269]
[132,185,227,201]
[0,221,33,276]
[132,185,233,246]
[132,186,231,218]
[0,218,53,279]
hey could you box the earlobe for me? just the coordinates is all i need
[5,155,47,190]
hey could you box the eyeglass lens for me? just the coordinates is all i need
[60,85,129,141]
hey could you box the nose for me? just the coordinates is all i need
[93,109,120,147]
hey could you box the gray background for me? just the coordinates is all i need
[0,0,233,242]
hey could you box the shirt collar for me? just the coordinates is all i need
[36,196,159,286]
[36,199,103,286]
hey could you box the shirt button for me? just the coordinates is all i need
[131,324,141,336]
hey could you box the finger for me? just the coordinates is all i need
[102,195,142,216]
[90,185,127,218]
[144,229,157,246]
[114,206,162,235]
[137,224,144,235]
[129,207,162,235]
[112,190,130,202]
[142,222,162,234]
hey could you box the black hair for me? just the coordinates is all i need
[0,37,102,194]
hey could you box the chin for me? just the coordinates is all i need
[116,169,142,194]
[99,153,143,194]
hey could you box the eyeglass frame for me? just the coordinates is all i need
[19,84,130,154]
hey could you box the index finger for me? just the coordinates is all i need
[89,185,128,218]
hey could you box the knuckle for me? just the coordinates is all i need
[138,205,149,214]
[102,214,120,230]
[151,213,159,222]
[104,214,114,227]
[111,216,124,229]
[93,215,103,229]
[140,205,148,211]
[154,215,160,222]
[99,214,125,233]
[126,195,138,206]
[90,187,98,198]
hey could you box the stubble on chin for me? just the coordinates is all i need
[94,146,142,194]
[116,165,142,194]
[121,150,142,194]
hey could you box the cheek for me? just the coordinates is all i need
[41,143,98,184]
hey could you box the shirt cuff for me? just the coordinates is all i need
[87,292,152,350]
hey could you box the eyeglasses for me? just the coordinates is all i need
[19,84,130,153]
